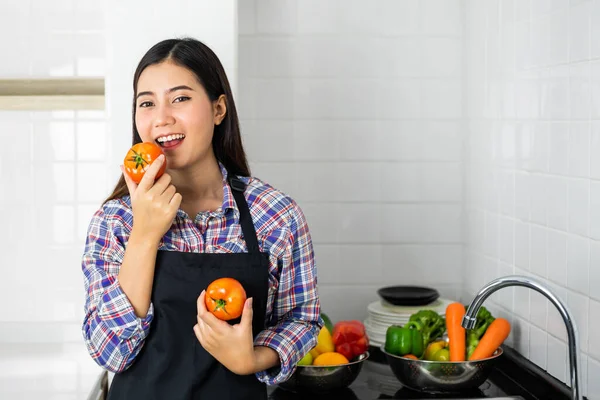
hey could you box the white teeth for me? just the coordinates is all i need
[157,134,185,143]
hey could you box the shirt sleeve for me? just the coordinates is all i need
[254,200,323,385]
[81,206,154,373]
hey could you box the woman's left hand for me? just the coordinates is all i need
[194,290,257,375]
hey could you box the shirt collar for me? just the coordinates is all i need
[219,162,237,216]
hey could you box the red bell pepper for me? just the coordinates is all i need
[332,320,369,361]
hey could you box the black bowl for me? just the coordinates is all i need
[377,286,439,306]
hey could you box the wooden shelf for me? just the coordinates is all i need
[0,78,104,96]
[0,78,105,110]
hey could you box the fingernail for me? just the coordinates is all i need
[248,298,253,308]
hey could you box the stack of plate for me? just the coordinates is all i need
[364,297,454,348]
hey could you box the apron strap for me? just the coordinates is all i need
[228,174,260,254]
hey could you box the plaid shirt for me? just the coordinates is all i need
[81,164,322,385]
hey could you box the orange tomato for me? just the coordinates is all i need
[205,278,247,321]
[123,142,166,184]
[402,354,418,360]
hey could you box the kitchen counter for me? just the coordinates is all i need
[0,342,104,400]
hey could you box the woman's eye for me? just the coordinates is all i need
[174,96,190,103]
[139,101,153,108]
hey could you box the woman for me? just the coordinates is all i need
[81,37,322,399]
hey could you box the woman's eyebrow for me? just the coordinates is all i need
[136,85,195,99]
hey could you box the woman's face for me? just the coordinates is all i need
[135,61,226,171]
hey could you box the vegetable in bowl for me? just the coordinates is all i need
[407,309,446,349]
[381,303,511,393]
[465,304,495,359]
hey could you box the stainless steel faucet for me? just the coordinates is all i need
[462,275,582,400]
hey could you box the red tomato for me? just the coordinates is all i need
[123,142,166,184]
[205,278,247,321]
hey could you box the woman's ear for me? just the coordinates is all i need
[213,94,227,126]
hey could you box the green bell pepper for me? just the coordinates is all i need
[384,321,424,358]
[321,312,334,333]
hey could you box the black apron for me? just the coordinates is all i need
[108,175,271,400]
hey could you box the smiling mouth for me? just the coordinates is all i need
[156,134,185,148]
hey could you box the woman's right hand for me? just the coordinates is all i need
[121,154,182,244]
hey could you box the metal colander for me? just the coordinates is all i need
[277,352,369,393]
[381,345,503,393]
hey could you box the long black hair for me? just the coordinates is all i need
[105,37,249,202]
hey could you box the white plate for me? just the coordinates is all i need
[366,319,403,332]
[368,314,411,324]
[367,336,384,347]
[364,320,386,333]
[364,320,386,334]
[367,297,453,318]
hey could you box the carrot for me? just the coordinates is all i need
[469,318,511,361]
[446,302,466,361]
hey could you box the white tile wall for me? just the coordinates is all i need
[0,0,105,77]
[238,0,464,323]
[464,0,600,397]
[0,110,110,328]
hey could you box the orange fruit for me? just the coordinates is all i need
[312,352,350,366]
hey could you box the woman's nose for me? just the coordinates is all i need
[154,104,175,127]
